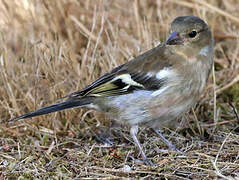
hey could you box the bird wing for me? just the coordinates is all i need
[66,45,172,98]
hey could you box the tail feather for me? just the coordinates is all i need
[11,98,91,121]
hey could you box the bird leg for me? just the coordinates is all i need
[153,129,181,152]
[130,125,153,165]
[94,129,115,146]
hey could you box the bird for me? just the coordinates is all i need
[11,16,214,165]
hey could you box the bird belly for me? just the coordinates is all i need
[102,88,198,129]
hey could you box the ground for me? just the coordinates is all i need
[0,0,239,179]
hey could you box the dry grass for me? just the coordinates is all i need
[0,0,239,179]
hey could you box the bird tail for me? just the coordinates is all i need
[10,98,92,121]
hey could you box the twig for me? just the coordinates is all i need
[212,62,217,133]
[214,33,239,40]
[70,15,98,42]
[192,109,202,136]
[193,0,239,25]
[168,0,204,10]
[46,141,55,155]
[228,101,239,122]
[202,119,238,127]
[169,0,239,25]
[216,75,239,94]
[87,166,159,175]
[211,132,233,180]
[211,159,234,180]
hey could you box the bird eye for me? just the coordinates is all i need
[188,30,197,38]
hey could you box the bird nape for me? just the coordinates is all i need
[11,16,213,165]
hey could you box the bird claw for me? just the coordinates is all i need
[93,129,115,146]
[143,159,155,166]
[129,155,155,166]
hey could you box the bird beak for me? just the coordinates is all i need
[166,32,183,45]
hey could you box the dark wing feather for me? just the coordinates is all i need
[130,71,166,90]
[66,68,167,98]
[65,44,171,98]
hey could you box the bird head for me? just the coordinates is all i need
[166,16,213,58]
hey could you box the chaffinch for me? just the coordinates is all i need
[12,16,214,165]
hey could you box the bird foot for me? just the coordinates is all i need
[93,128,115,146]
[155,147,183,154]
[129,155,155,166]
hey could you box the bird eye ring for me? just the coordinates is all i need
[188,30,197,38]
